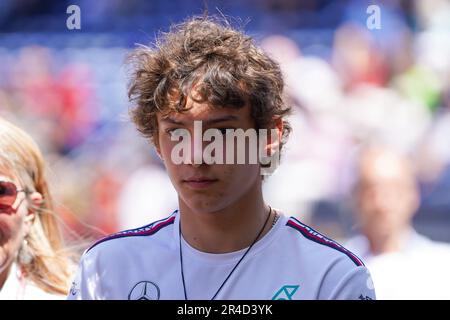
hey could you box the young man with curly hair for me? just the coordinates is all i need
[68,16,376,300]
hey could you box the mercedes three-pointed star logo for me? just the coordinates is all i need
[128,281,160,300]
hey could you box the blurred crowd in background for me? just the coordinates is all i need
[0,0,450,253]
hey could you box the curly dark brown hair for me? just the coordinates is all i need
[127,15,291,151]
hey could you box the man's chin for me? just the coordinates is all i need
[181,198,229,214]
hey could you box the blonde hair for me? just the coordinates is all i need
[0,117,75,295]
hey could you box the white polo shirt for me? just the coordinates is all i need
[68,210,375,300]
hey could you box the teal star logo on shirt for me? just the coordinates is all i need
[272,285,300,300]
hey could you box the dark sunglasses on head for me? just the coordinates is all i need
[0,181,27,212]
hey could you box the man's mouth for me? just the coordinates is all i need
[183,177,218,189]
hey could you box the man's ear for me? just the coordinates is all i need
[265,118,283,156]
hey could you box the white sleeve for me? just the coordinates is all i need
[321,265,376,300]
[66,250,103,300]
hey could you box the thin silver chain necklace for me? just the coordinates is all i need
[178,206,273,300]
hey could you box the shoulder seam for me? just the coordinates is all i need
[86,213,177,253]
[286,217,365,267]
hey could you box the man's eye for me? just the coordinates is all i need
[166,128,190,138]
[216,128,234,135]
[165,128,183,134]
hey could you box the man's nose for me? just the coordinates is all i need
[183,132,204,167]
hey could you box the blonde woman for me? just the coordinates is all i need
[0,117,74,299]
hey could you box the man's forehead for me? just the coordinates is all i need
[159,102,248,124]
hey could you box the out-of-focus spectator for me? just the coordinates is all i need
[332,23,389,89]
[340,85,431,154]
[0,117,76,299]
[346,145,450,299]
[9,46,99,155]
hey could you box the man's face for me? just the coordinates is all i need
[355,151,419,238]
[156,95,262,213]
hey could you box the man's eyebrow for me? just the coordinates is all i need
[161,115,239,125]
[160,117,184,125]
[204,115,239,125]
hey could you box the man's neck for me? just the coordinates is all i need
[367,227,412,255]
[178,181,274,254]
